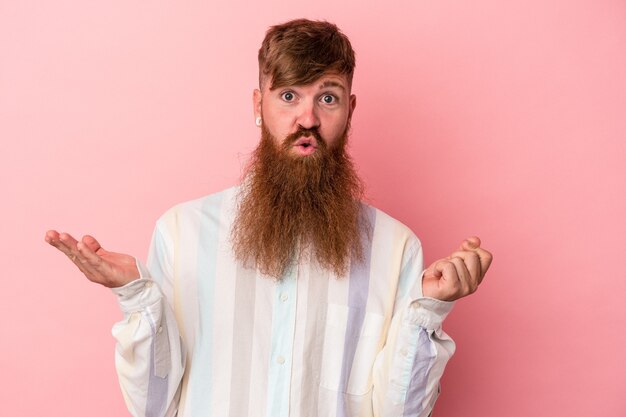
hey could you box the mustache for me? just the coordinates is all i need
[284,127,325,147]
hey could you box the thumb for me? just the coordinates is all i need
[81,235,103,253]
[458,236,481,251]
[424,261,444,279]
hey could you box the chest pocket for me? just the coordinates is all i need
[319,303,386,396]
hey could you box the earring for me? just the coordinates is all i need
[255,116,262,127]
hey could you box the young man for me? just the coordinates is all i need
[46,19,492,417]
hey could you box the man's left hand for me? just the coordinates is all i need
[422,236,493,301]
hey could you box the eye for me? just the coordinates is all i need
[321,94,336,104]
[281,91,295,102]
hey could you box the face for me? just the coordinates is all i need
[253,73,357,156]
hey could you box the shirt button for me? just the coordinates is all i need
[145,281,153,288]
[400,348,408,357]
[276,356,285,365]
[279,293,288,302]
[158,326,163,334]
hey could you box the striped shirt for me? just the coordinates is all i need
[111,186,455,417]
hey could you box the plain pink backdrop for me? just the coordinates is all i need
[1,1,625,416]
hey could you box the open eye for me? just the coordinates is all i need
[321,94,336,104]
[281,91,295,102]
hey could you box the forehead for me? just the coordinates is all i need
[267,72,351,93]
[263,71,350,90]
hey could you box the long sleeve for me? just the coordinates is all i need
[371,240,456,417]
[110,224,185,417]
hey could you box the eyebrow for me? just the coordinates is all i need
[318,80,346,91]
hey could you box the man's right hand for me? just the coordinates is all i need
[45,230,140,288]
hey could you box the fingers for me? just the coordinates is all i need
[448,251,484,284]
[421,259,467,301]
[424,260,460,301]
[458,236,493,279]
[74,236,113,280]
[58,233,87,268]
[45,230,78,259]
[46,230,139,288]
[435,259,461,289]
[78,236,117,280]
[475,246,493,276]
[438,257,475,295]
[422,236,493,301]
[76,239,115,283]
[45,231,105,282]
[76,239,103,266]
[433,260,456,280]
[45,231,92,277]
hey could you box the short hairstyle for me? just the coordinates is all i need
[258,19,356,90]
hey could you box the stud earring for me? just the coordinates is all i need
[255,116,262,127]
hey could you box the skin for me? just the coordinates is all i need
[45,71,493,298]
[253,73,356,154]
[252,72,493,300]
[422,236,493,301]
[44,231,138,288]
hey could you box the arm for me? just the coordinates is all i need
[373,296,455,417]
[371,240,455,417]
[45,228,185,417]
[372,237,492,417]
[111,223,186,417]
[111,265,185,417]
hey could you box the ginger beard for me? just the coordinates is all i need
[231,123,368,279]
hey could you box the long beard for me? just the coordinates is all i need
[231,124,367,279]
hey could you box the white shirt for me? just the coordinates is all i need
[111,186,455,417]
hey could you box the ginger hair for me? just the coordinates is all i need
[258,18,356,90]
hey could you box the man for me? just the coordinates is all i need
[45,19,492,417]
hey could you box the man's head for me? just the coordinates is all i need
[253,19,357,156]
[232,19,367,279]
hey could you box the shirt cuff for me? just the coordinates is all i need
[110,258,161,313]
[405,297,455,331]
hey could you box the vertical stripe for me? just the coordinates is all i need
[187,193,223,416]
[289,260,308,414]
[144,223,177,414]
[247,273,274,416]
[402,329,436,416]
[172,198,202,416]
[266,269,298,417]
[397,241,423,314]
[228,264,257,417]
[145,318,169,417]
[336,207,376,417]
[210,194,239,416]
[299,262,329,417]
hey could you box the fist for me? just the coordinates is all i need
[422,236,493,301]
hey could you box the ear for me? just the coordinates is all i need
[349,94,357,118]
[253,89,262,119]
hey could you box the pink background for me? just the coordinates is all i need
[1,1,625,416]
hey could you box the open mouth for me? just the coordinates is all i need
[291,137,319,156]
[293,137,318,149]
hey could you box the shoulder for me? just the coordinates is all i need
[155,185,240,229]
[363,203,423,256]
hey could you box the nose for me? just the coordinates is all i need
[296,100,320,130]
